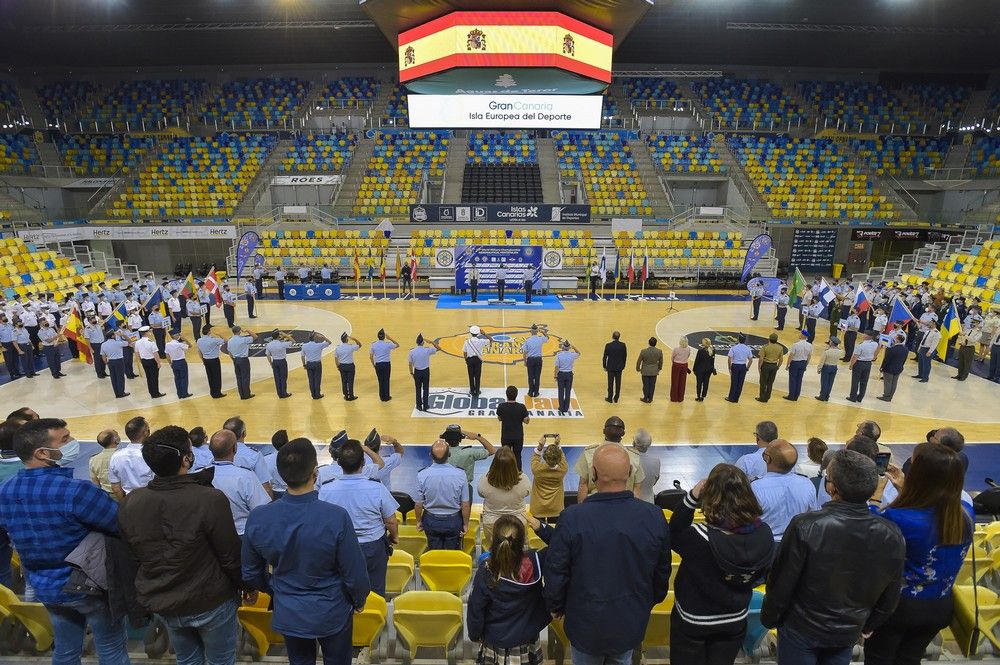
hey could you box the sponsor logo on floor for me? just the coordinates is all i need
[247,328,312,357]
[434,325,565,365]
[412,387,583,418]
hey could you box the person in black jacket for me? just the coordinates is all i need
[877,332,909,402]
[761,449,906,665]
[467,515,550,665]
[692,338,718,402]
[670,464,773,665]
[602,331,628,403]
[541,444,670,664]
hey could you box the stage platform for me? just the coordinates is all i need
[435,294,563,309]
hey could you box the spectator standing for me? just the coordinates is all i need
[209,430,270,537]
[478,447,531,546]
[223,416,273,497]
[109,419,154,499]
[467,515,550,665]
[266,430,290,499]
[877,332,909,402]
[575,417,646,501]
[863,443,973,665]
[630,429,660,503]
[815,336,841,401]
[692,337,717,402]
[318,439,399,598]
[669,464,773,664]
[761,450,906,665]
[795,437,827,478]
[189,426,214,471]
[243,439,370,665]
[442,424,496,485]
[118,425,245,665]
[0,418,129,665]
[734,421,778,481]
[415,440,471,550]
[670,337,692,402]
[89,429,120,496]
[496,385,530,470]
[635,336,663,404]
[751,440,819,543]
[541,445,671,665]
[529,435,567,523]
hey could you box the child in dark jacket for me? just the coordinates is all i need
[670,463,774,665]
[467,515,550,665]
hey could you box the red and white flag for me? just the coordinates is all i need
[205,267,223,307]
[409,255,418,281]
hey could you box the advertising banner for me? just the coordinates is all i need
[271,175,343,185]
[17,225,236,243]
[235,231,262,283]
[445,244,543,289]
[408,94,602,129]
[740,233,772,284]
[410,203,590,224]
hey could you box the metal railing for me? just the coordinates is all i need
[704,116,805,133]
[812,116,950,136]
[923,167,984,181]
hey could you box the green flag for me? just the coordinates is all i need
[789,267,806,307]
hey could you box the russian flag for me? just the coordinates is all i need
[853,287,871,314]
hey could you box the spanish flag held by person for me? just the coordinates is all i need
[62,303,93,364]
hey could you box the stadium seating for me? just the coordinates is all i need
[0,81,23,122]
[353,131,448,216]
[0,237,107,300]
[36,81,99,127]
[81,79,208,128]
[612,230,745,272]
[621,78,679,102]
[409,229,594,270]
[555,131,651,216]
[316,77,381,107]
[692,78,804,128]
[462,131,541,203]
[109,134,276,219]
[602,96,619,120]
[899,239,1000,304]
[849,137,950,177]
[799,81,970,129]
[647,134,726,174]
[729,136,897,220]
[258,229,389,270]
[466,131,537,165]
[382,83,409,125]
[279,132,357,173]
[57,134,156,176]
[200,78,311,128]
[0,134,39,174]
[968,136,1000,176]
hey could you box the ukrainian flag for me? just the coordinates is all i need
[936,300,961,360]
[105,301,128,331]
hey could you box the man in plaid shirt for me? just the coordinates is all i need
[0,418,129,665]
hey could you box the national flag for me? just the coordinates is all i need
[353,250,361,281]
[641,253,649,283]
[853,286,871,314]
[180,272,196,299]
[887,296,914,331]
[379,253,386,281]
[626,252,635,285]
[204,267,223,307]
[937,299,961,360]
[367,261,375,280]
[410,255,418,281]
[598,248,607,283]
[788,267,806,307]
[104,301,128,331]
[62,303,93,364]
[817,278,836,306]
[143,288,167,317]
[395,250,403,279]
[614,251,621,281]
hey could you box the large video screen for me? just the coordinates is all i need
[408,94,602,129]
[399,11,612,84]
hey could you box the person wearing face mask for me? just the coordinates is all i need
[12,319,37,378]
[0,313,22,379]
[37,319,67,379]
[0,418,128,665]
[118,425,248,665]
[242,438,370,664]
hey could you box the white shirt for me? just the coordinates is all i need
[463,336,489,359]
[164,340,189,361]
[97,302,113,317]
[788,339,813,362]
[108,443,153,494]
[135,337,159,360]
[168,297,181,313]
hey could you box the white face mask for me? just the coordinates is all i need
[40,439,81,466]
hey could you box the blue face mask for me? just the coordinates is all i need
[41,439,80,467]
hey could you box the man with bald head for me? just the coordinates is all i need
[414,439,470,550]
[751,440,819,544]
[209,430,270,536]
[539,443,670,665]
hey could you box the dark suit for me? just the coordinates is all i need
[879,343,909,401]
[602,340,627,402]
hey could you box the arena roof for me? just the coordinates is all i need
[1,0,998,71]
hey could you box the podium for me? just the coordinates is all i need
[283,284,341,300]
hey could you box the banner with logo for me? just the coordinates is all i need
[17,225,236,243]
[63,178,118,189]
[271,175,343,185]
[235,231,262,283]
[446,245,542,289]
[410,203,590,224]
[739,233,772,284]
[412,387,583,418]
[850,228,960,242]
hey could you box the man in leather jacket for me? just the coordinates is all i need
[761,449,905,665]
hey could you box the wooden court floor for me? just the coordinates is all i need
[7,296,1000,446]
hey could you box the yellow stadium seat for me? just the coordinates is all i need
[352,591,388,650]
[391,591,464,662]
[396,525,428,560]
[386,549,415,596]
[418,550,473,595]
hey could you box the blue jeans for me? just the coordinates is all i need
[570,646,633,665]
[159,598,239,665]
[0,540,11,588]
[284,620,352,665]
[776,627,852,665]
[46,595,131,665]
[818,365,838,400]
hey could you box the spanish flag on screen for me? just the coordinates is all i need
[937,300,961,360]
